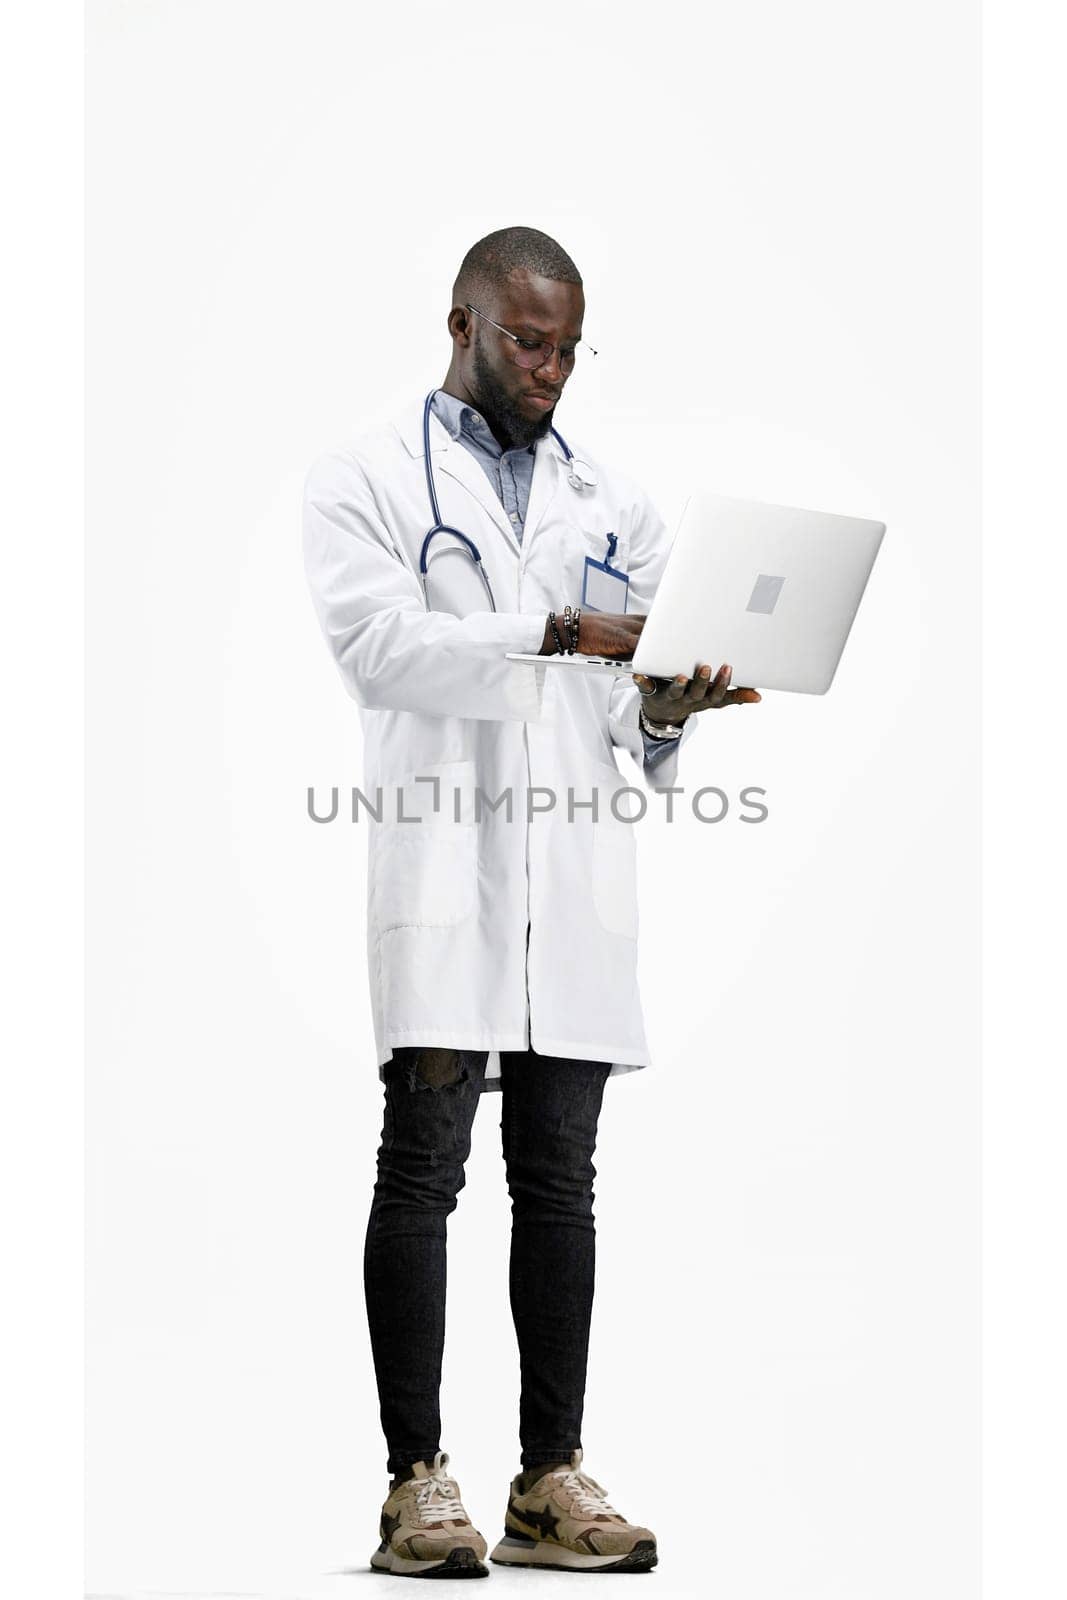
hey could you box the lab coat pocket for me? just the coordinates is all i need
[371,760,478,932]
[579,523,630,570]
[579,521,631,569]
[590,766,640,939]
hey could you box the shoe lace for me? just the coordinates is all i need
[414,1469,467,1525]
[555,1467,621,1520]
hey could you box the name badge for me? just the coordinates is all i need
[581,531,629,613]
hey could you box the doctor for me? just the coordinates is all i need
[303,226,760,1578]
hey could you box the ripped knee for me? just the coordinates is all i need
[404,1048,468,1092]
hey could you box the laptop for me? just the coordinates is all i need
[506,491,885,694]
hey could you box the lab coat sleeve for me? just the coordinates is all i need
[302,450,548,722]
[607,491,699,791]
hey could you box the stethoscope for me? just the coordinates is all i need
[419,388,598,611]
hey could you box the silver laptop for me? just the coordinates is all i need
[507,491,885,694]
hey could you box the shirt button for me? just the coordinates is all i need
[511,512,520,522]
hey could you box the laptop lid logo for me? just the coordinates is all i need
[747,574,786,615]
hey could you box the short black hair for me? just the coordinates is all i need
[453,226,582,309]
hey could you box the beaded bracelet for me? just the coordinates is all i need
[547,611,567,654]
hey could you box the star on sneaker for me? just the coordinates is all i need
[371,1451,488,1578]
[490,1449,658,1573]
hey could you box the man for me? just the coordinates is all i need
[303,227,759,1578]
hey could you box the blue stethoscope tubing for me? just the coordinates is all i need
[418,388,595,612]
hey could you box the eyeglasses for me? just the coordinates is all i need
[465,303,597,373]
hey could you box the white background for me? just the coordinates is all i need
[81,1,983,1596]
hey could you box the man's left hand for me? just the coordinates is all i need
[633,662,762,722]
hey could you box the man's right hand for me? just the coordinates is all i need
[539,611,644,658]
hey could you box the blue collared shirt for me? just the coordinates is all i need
[429,389,682,764]
[430,389,536,541]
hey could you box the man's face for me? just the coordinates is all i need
[466,270,586,449]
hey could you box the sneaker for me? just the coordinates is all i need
[370,1451,489,1578]
[489,1449,658,1573]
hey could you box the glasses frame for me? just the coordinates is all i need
[464,303,598,372]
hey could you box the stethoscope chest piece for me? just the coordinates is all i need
[566,456,598,491]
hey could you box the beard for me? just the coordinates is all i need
[470,339,556,450]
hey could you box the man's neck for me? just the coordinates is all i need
[438,377,513,452]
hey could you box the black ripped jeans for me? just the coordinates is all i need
[363,1047,612,1476]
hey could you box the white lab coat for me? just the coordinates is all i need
[302,395,698,1089]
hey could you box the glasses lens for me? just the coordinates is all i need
[513,342,553,369]
[513,342,580,372]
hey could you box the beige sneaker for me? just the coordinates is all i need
[489,1449,658,1573]
[370,1452,488,1578]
